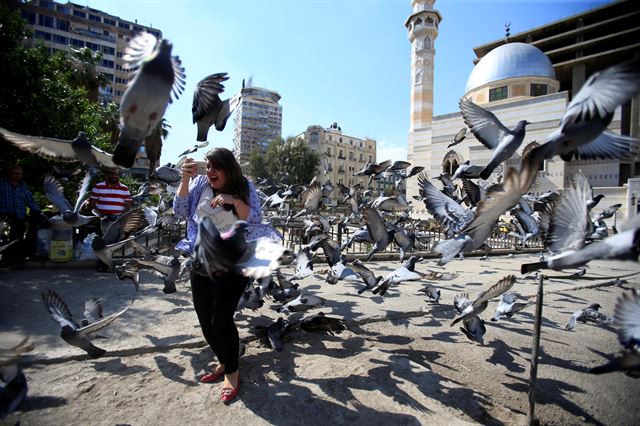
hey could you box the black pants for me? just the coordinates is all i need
[191,271,248,374]
[2,215,37,265]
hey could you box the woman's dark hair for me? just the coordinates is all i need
[205,147,249,207]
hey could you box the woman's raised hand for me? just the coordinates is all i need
[181,157,197,180]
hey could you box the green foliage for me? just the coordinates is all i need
[257,137,320,185]
[248,149,268,180]
[0,4,118,208]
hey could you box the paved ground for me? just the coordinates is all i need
[1,253,640,425]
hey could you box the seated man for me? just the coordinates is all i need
[89,170,132,271]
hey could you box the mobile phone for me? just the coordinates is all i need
[194,160,207,175]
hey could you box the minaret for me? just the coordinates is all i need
[405,0,441,206]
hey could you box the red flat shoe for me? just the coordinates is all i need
[220,379,240,404]
[200,369,224,383]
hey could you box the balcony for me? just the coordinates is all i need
[338,167,345,174]
[337,155,346,160]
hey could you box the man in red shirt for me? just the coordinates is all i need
[89,170,132,217]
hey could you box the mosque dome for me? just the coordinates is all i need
[464,42,556,94]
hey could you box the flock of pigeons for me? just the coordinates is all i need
[1,32,640,418]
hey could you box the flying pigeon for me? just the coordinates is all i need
[451,275,516,326]
[490,293,532,321]
[447,127,467,148]
[565,303,612,330]
[115,32,186,168]
[361,205,395,261]
[0,337,34,420]
[44,169,97,227]
[460,97,529,180]
[192,73,241,142]
[536,56,640,162]
[590,290,640,377]
[42,290,133,358]
[0,127,119,170]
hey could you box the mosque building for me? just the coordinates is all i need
[406,0,640,221]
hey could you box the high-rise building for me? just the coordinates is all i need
[12,0,161,105]
[405,0,441,204]
[296,123,384,197]
[233,84,283,164]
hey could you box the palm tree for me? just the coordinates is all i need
[145,118,171,172]
[100,102,120,147]
[68,47,108,103]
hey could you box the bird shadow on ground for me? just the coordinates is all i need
[479,270,498,275]
[144,333,195,347]
[153,354,197,387]
[502,374,604,425]
[486,339,527,374]
[91,358,151,376]
[18,395,67,414]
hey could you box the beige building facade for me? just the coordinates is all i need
[296,123,382,195]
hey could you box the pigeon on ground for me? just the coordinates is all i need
[192,73,240,142]
[536,57,640,162]
[419,283,441,304]
[460,97,529,180]
[115,32,186,168]
[276,294,327,315]
[0,127,119,170]
[299,312,345,335]
[0,337,34,420]
[236,282,265,311]
[447,127,467,148]
[42,290,134,358]
[451,275,516,326]
[565,303,612,330]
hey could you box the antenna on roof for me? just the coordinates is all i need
[504,21,511,43]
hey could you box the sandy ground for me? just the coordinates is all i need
[2,253,640,425]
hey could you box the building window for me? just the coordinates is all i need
[489,85,508,102]
[73,10,86,18]
[70,38,84,47]
[424,36,431,50]
[85,42,99,51]
[104,18,116,26]
[102,46,115,55]
[39,1,54,9]
[38,15,54,28]
[56,19,69,31]
[21,10,36,25]
[101,59,115,68]
[118,22,130,29]
[530,83,548,97]
[52,34,68,45]
[35,30,51,41]
[89,14,101,23]
[56,5,71,14]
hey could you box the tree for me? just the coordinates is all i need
[144,118,171,172]
[263,137,320,185]
[0,4,112,206]
[248,149,268,180]
[68,47,108,103]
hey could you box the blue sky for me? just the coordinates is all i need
[86,0,609,164]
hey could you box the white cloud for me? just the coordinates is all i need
[376,141,407,163]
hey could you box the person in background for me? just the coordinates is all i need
[89,169,132,218]
[88,169,132,272]
[0,164,42,269]
[173,147,281,404]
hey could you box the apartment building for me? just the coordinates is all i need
[13,0,161,105]
[233,84,283,164]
